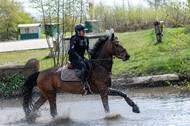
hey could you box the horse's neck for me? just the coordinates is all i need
[96,40,113,73]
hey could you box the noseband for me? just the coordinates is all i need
[109,38,126,57]
[118,48,126,54]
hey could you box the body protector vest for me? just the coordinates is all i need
[68,34,90,60]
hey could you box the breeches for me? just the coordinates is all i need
[70,58,87,71]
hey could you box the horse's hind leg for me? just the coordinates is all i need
[33,94,47,111]
[44,91,57,118]
[108,88,140,113]
[26,94,47,123]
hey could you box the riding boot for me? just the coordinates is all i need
[81,67,88,95]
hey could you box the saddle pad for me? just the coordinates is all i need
[61,66,81,82]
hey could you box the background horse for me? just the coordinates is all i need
[22,32,140,123]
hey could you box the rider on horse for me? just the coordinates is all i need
[68,24,92,92]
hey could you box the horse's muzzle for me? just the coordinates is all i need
[123,55,130,61]
[126,55,130,60]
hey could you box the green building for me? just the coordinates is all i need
[85,20,99,33]
[18,23,41,40]
[45,23,60,37]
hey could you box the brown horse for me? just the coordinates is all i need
[22,33,140,122]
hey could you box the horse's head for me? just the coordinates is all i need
[109,33,130,61]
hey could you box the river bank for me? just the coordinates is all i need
[1,73,189,99]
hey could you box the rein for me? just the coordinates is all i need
[89,57,113,61]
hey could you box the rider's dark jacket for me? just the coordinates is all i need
[68,34,90,66]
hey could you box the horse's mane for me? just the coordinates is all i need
[91,37,108,59]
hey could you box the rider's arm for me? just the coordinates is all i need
[86,37,93,55]
[69,36,82,60]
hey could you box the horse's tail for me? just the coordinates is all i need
[22,71,40,116]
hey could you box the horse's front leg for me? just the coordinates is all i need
[108,88,140,113]
[99,88,110,113]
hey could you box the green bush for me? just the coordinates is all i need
[94,1,190,32]
[0,74,26,96]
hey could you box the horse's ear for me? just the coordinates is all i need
[105,30,110,37]
[111,33,115,41]
[110,28,115,41]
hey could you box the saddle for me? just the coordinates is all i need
[67,61,76,69]
[61,60,92,82]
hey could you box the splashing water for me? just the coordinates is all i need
[0,86,190,126]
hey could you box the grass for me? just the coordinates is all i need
[0,27,189,78]
[113,27,190,78]
[0,49,54,69]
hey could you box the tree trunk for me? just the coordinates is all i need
[80,0,83,23]
[56,0,60,66]
[113,74,180,86]
[61,0,65,66]
[40,0,56,66]
[6,23,9,40]
[154,20,163,44]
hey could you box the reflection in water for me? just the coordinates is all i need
[0,86,190,126]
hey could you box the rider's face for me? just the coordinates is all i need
[78,30,85,36]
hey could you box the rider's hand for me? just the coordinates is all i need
[88,49,93,55]
[78,57,83,61]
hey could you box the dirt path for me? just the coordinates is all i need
[0,39,50,52]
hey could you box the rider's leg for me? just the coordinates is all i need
[70,58,88,91]
[81,67,88,89]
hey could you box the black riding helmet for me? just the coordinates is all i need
[75,24,88,31]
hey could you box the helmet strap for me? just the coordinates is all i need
[77,31,81,36]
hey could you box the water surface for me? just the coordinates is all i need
[0,86,189,126]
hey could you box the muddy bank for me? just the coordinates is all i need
[0,74,189,99]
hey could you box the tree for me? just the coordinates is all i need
[146,0,166,11]
[166,1,190,88]
[0,0,33,41]
[166,1,190,27]
[29,0,88,66]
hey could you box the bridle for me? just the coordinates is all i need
[109,38,126,58]
[88,36,127,74]
[89,37,126,62]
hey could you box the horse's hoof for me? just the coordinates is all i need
[26,114,37,124]
[26,111,39,124]
[132,105,140,113]
[51,112,58,118]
